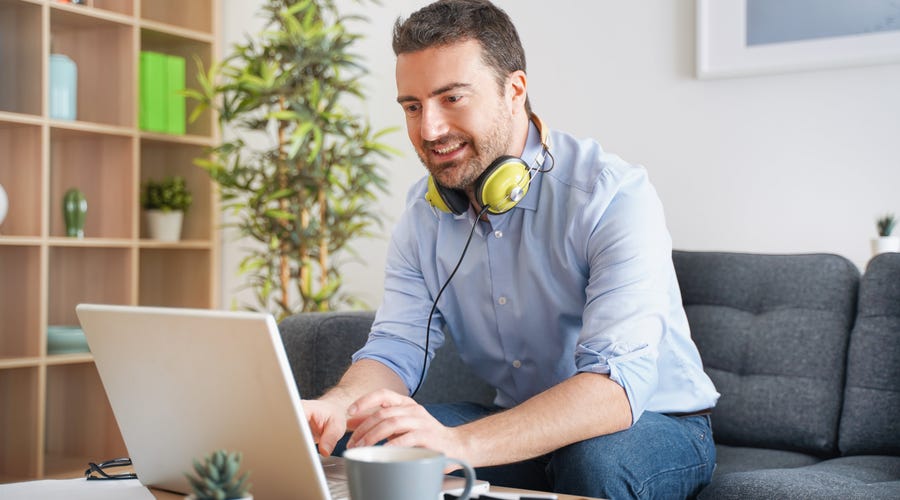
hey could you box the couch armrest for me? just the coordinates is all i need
[278,311,495,406]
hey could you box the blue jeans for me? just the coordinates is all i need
[424,402,715,499]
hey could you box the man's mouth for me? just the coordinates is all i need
[433,141,465,155]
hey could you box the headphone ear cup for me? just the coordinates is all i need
[475,156,531,214]
[426,176,470,215]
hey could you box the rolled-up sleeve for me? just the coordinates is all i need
[574,165,675,424]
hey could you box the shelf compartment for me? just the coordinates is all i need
[0,366,40,483]
[0,121,43,237]
[0,0,42,115]
[50,127,135,239]
[0,246,42,359]
[48,247,133,326]
[139,248,211,308]
[141,0,211,34]
[140,139,212,241]
[89,0,133,17]
[50,7,134,127]
[140,28,214,138]
[44,362,126,478]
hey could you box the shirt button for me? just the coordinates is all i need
[512,360,522,368]
[494,230,503,239]
[497,296,507,305]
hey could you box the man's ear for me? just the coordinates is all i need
[507,70,528,111]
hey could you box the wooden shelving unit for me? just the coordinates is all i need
[0,0,219,483]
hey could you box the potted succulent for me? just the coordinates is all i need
[184,449,252,500]
[141,175,193,242]
[872,213,900,256]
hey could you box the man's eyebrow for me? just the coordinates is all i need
[396,82,472,104]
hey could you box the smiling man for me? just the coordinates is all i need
[301,1,720,497]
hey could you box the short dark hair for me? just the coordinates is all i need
[393,0,531,113]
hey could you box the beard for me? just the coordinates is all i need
[417,107,513,191]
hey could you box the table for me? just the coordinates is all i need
[150,484,602,500]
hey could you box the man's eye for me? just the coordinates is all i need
[447,95,462,103]
[404,104,420,114]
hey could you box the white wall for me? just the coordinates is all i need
[221,0,900,310]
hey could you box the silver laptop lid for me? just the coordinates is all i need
[76,304,332,500]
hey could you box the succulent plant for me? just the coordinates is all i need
[185,449,251,500]
[877,214,896,237]
[141,175,192,212]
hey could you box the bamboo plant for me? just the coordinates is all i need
[188,0,395,318]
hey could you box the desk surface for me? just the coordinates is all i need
[151,485,602,500]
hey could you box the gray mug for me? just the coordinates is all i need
[343,446,476,500]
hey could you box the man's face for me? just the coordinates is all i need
[396,39,514,191]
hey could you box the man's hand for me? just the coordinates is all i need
[302,398,350,456]
[345,389,470,470]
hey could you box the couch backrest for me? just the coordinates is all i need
[673,251,859,456]
[839,252,900,456]
[278,311,495,406]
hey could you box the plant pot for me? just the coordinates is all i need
[871,236,900,256]
[145,209,184,242]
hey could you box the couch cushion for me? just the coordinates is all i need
[839,252,900,456]
[278,311,495,405]
[713,444,821,477]
[699,455,900,500]
[673,251,859,456]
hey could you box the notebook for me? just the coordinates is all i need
[75,304,488,500]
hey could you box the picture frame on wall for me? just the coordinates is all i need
[696,0,900,79]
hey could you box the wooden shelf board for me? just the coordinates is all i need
[140,130,214,147]
[44,353,94,366]
[50,119,134,138]
[138,239,212,250]
[0,357,41,369]
[140,19,214,43]
[46,237,135,248]
[50,2,134,28]
[0,110,43,126]
[0,236,43,246]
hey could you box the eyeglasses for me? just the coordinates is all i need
[84,457,138,480]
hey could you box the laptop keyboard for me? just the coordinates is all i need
[321,456,350,500]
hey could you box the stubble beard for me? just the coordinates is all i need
[418,108,514,192]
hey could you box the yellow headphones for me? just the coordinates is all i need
[425,113,551,215]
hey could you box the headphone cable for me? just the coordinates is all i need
[410,204,491,398]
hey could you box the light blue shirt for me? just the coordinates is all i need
[353,122,719,423]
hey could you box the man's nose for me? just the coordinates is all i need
[419,105,449,142]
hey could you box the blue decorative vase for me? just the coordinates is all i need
[49,54,77,120]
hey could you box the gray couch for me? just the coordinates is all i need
[278,251,900,499]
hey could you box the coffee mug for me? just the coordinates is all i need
[343,446,475,500]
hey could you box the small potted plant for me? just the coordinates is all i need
[184,449,252,500]
[872,213,900,256]
[141,175,192,242]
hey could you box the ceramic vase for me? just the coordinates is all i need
[63,188,87,238]
[49,54,77,121]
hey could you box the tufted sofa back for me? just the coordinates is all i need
[673,251,859,457]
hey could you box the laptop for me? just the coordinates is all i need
[76,304,488,500]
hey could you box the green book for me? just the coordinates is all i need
[139,51,168,133]
[166,54,186,135]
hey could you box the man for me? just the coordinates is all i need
[302,1,719,497]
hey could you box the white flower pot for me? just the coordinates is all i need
[871,236,900,256]
[145,210,184,242]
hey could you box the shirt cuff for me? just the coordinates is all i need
[352,334,429,395]
[575,342,659,424]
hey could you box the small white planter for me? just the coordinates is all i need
[871,236,900,256]
[145,209,184,242]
